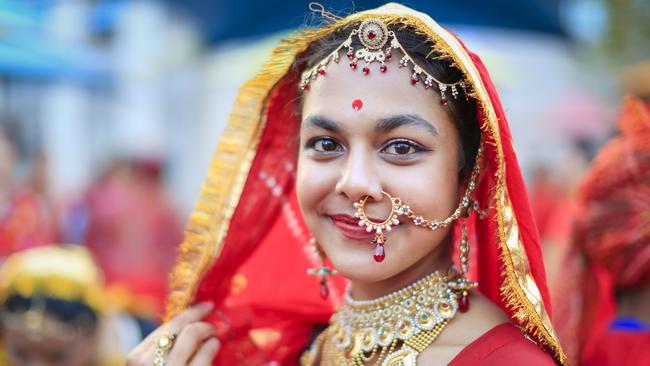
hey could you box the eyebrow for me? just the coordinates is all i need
[302,115,341,133]
[301,114,438,137]
[376,114,439,137]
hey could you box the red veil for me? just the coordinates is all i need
[165,4,566,365]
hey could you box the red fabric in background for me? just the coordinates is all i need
[0,188,56,257]
[582,330,650,366]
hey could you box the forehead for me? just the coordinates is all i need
[301,50,449,127]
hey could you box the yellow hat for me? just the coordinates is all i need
[0,245,106,314]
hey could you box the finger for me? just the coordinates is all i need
[167,302,214,333]
[127,302,213,365]
[188,337,220,366]
[166,322,216,365]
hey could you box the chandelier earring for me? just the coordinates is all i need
[307,238,337,299]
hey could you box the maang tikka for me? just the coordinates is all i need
[299,18,468,105]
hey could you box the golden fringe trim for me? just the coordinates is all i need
[165,37,311,321]
[164,4,567,364]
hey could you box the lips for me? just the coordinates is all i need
[329,214,389,241]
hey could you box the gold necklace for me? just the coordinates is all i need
[301,269,466,366]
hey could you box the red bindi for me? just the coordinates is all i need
[352,99,363,111]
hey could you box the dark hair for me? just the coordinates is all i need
[2,294,99,334]
[295,23,481,180]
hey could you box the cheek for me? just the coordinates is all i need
[386,156,459,217]
[296,154,336,219]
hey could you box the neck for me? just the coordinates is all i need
[348,241,452,301]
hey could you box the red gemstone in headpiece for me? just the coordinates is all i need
[380,65,387,73]
[440,97,449,105]
[350,61,357,70]
[367,30,376,39]
[411,78,418,85]
[362,67,370,75]
[352,99,363,111]
[385,52,392,60]
[318,69,326,76]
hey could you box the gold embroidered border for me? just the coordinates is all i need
[165,4,566,364]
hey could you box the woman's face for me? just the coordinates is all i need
[297,52,464,283]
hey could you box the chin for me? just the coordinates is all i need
[325,239,406,283]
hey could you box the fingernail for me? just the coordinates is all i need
[195,301,214,309]
[209,337,220,350]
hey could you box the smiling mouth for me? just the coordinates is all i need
[328,214,390,241]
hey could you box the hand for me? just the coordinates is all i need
[127,302,220,366]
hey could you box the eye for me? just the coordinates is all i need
[381,139,426,156]
[307,137,344,153]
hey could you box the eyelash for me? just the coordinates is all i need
[380,139,430,157]
[305,136,343,153]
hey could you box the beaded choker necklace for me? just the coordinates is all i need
[301,269,468,366]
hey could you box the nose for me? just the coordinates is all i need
[334,147,383,203]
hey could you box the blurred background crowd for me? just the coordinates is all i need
[0,0,648,365]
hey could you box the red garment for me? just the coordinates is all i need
[165,4,566,365]
[582,330,650,366]
[449,323,556,365]
[0,188,56,258]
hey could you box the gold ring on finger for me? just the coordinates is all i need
[153,332,177,366]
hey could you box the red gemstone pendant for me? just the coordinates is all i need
[362,67,370,75]
[459,293,470,312]
[380,65,387,73]
[367,30,376,39]
[320,282,329,299]
[440,97,449,106]
[374,244,385,262]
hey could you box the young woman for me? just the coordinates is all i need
[128,4,566,365]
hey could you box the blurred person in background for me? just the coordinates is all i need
[574,94,650,365]
[0,245,128,365]
[83,158,182,318]
[0,124,57,260]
